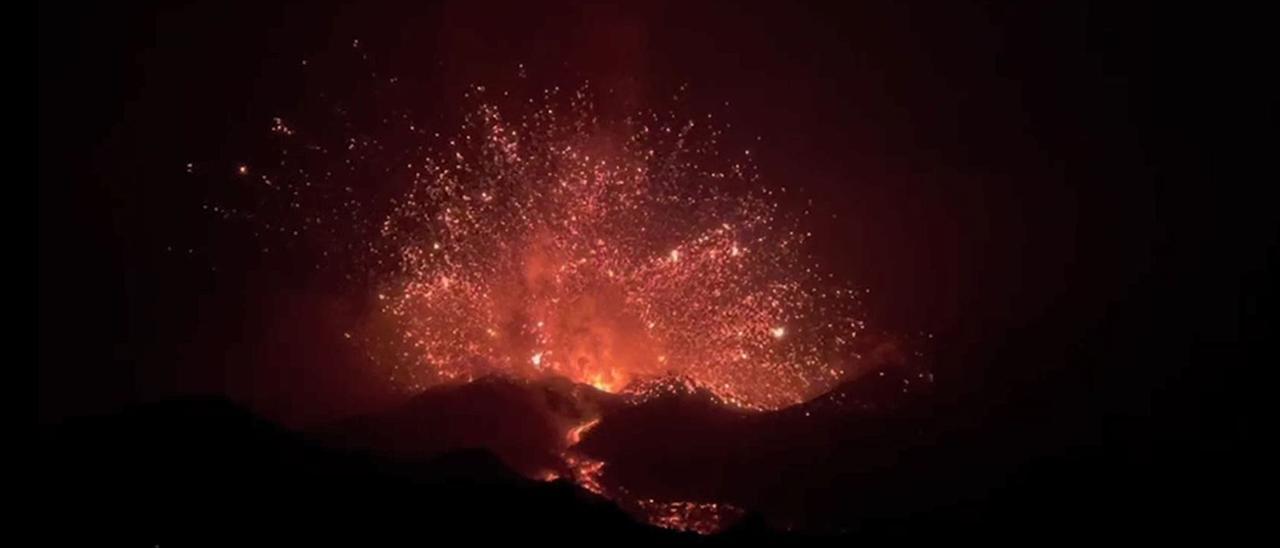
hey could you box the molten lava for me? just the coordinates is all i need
[565,417,601,446]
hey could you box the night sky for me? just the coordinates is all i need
[38,1,1265,538]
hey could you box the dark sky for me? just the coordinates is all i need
[39,0,1267,460]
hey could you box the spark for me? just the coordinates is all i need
[359,91,862,409]
[217,85,864,410]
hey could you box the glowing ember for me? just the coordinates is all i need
[322,87,866,409]
[634,499,747,534]
[564,453,607,496]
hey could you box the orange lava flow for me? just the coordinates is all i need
[565,418,601,447]
[558,414,745,533]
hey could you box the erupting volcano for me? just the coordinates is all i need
[207,71,892,533]
[42,2,1223,541]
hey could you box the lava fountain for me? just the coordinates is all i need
[208,77,872,533]
[359,88,865,410]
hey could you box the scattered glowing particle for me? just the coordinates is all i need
[213,83,870,413]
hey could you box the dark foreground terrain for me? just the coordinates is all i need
[39,363,1245,544]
